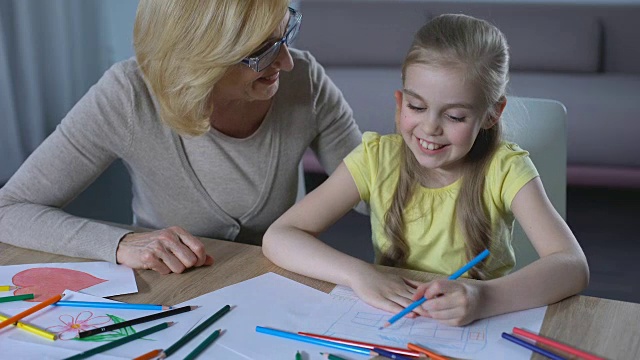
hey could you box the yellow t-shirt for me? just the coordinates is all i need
[344,132,539,278]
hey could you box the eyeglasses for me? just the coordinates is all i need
[241,7,302,72]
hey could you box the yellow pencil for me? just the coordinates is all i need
[0,312,57,340]
[0,285,18,291]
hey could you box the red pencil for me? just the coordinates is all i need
[513,327,605,360]
[0,293,64,330]
[297,332,422,357]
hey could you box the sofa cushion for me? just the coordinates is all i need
[296,2,426,67]
[491,14,602,73]
[509,72,640,167]
[297,1,603,72]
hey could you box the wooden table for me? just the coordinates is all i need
[1,238,638,360]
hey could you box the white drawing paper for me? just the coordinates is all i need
[165,274,547,360]
[317,285,547,360]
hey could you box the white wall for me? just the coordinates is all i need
[100,0,139,64]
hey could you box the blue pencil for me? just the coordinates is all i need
[372,347,414,360]
[502,332,567,360]
[381,249,490,329]
[53,301,171,311]
[256,326,370,355]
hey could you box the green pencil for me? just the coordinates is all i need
[159,304,231,358]
[0,293,34,303]
[320,352,347,360]
[183,329,222,360]
[62,322,173,360]
[296,350,303,360]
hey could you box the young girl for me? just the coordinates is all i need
[262,14,589,326]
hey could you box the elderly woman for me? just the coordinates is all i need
[0,0,361,274]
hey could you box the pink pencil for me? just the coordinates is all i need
[513,327,605,360]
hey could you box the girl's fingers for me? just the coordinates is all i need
[427,306,466,325]
[403,278,421,289]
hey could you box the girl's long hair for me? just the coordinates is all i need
[381,14,509,279]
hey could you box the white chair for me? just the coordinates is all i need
[502,97,567,269]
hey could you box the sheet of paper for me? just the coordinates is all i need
[2,290,204,359]
[166,272,338,360]
[144,273,547,359]
[319,285,548,360]
[0,262,137,306]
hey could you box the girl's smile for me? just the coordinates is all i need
[396,64,489,182]
[417,137,447,152]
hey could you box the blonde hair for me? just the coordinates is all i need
[382,14,510,279]
[134,0,290,135]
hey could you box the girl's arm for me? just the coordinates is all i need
[481,176,589,313]
[263,163,418,313]
[415,177,589,326]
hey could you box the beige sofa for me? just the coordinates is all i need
[296,0,640,188]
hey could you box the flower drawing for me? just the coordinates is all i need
[46,311,112,340]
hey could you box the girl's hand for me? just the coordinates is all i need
[349,266,421,316]
[412,279,485,326]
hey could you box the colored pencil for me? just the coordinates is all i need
[382,249,490,328]
[0,293,34,303]
[0,285,18,291]
[320,353,347,360]
[133,348,162,360]
[256,326,370,355]
[295,350,303,360]
[502,332,566,360]
[77,305,197,338]
[513,327,605,360]
[62,322,173,360]
[298,332,422,357]
[159,304,231,358]
[372,347,414,360]
[0,293,64,330]
[53,300,171,311]
[407,342,449,360]
[0,312,57,340]
[184,329,222,360]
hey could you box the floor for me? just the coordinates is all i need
[307,173,640,304]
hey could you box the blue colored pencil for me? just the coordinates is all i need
[372,347,414,360]
[502,332,567,360]
[381,249,490,328]
[53,301,171,311]
[256,326,370,355]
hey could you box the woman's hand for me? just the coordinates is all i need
[116,226,214,274]
[412,279,485,326]
[349,266,421,316]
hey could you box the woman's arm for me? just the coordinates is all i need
[0,62,211,272]
[263,163,418,313]
[413,177,589,326]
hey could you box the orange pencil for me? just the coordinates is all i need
[407,343,449,360]
[298,332,422,357]
[133,348,162,360]
[0,293,64,330]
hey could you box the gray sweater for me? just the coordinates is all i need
[0,49,361,263]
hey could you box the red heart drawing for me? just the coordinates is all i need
[12,268,108,302]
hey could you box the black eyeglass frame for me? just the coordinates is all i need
[240,7,302,72]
